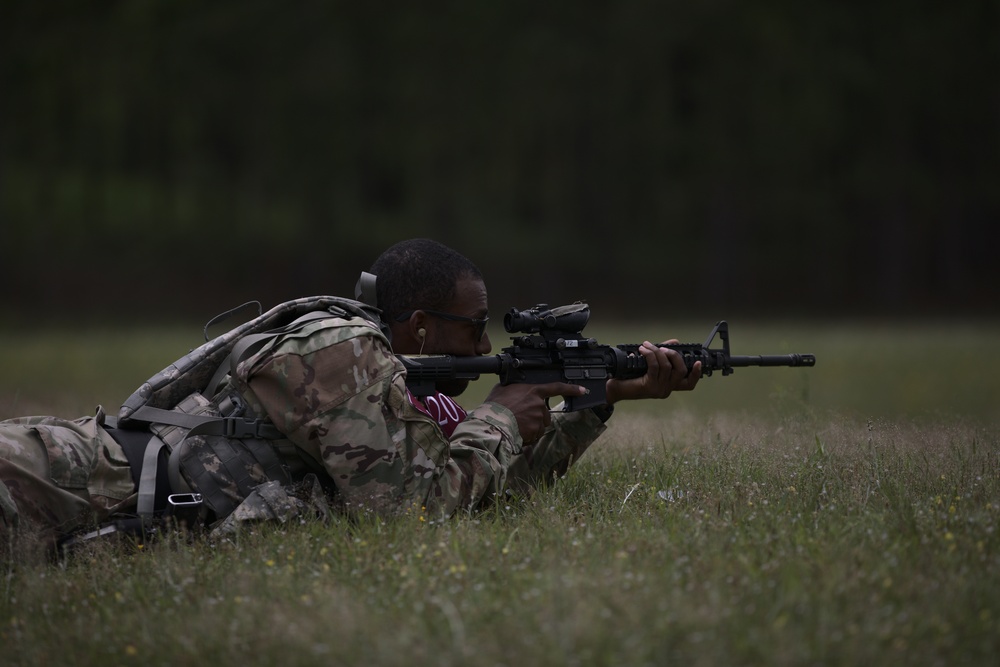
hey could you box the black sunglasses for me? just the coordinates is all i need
[394,309,490,341]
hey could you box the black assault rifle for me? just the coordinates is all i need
[399,302,815,412]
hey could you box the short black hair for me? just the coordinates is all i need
[370,239,483,322]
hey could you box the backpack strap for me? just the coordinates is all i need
[105,422,173,518]
[126,405,285,440]
[137,435,172,517]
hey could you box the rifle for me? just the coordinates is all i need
[399,303,815,412]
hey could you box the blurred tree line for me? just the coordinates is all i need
[1,0,997,324]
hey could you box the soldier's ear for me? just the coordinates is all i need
[408,311,430,340]
[393,310,429,345]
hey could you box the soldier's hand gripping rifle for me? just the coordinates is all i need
[399,303,815,412]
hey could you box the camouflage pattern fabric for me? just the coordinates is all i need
[118,295,381,425]
[506,399,605,494]
[0,410,135,548]
[210,312,606,522]
[210,473,332,537]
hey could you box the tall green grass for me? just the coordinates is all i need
[2,321,998,665]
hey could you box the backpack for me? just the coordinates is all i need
[110,294,384,523]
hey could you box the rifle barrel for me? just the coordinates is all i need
[728,353,816,367]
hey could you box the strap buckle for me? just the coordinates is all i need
[223,417,267,439]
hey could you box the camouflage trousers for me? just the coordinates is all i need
[0,412,337,550]
[0,413,136,549]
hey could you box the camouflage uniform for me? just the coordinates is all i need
[0,311,606,544]
[0,410,135,547]
[226,314,606,520]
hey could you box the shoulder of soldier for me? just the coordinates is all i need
[237,313,400,395]
[239,315,402,384]
[273,314,389,355]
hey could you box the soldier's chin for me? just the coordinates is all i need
[436,380,470,397]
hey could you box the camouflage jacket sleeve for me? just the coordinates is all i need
[231,316,526,520]
[505,403,606,495]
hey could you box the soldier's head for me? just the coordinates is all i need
[371,239,492,390]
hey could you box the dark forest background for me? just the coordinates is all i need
[2,0,998,325]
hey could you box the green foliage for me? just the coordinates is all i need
[1,1,997,319]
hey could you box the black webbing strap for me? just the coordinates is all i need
[127,405,284,441]
[106,424,171,517]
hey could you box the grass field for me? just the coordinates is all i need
[1,320,998,665]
